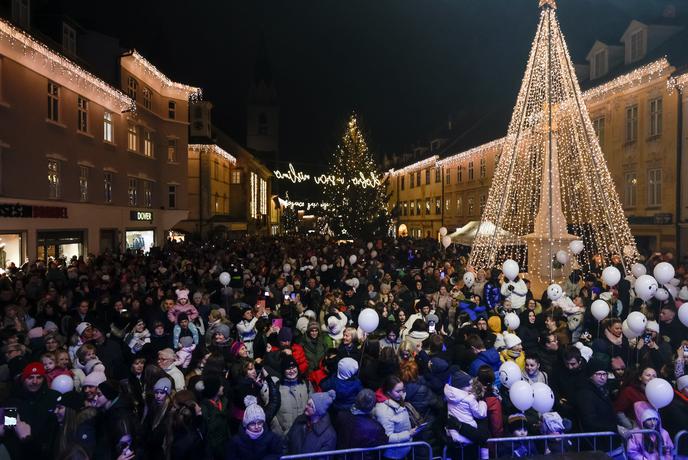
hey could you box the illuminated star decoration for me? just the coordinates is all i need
[539,0,557,9]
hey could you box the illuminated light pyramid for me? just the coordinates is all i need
[468,0,638,292]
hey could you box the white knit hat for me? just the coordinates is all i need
[242,395,266,427]
[337,357,359,380]
[82,371,107,388]
[504,333,522,349]
[677,375,688,392]
[76,322,91,336]
[645,320,660,334]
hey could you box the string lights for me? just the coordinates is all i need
[0,17,133,112]
[273,163,381,188]
[188,144,237,165]
[389,155,439,177]
[583,58,671,102]
[468,2,638,283]
[123,51,202,100]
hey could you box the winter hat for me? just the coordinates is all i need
[242,395,266,427]
[337,357,359,380]
[53,391,85,411]
[202,375,222,399]
[153,377,173,395]
[677,375,688,392]
[296,317,310,335]
[645,320,660,334]
[281,355,299,374]
[176,289,189,301]
[309,390,336,417]
[487,316,502,334]
[84,359,105,375]
[586,354,611,376]
[679,286,688,301]
[179,336,194,348]
[504,333,522,349]
[98,380,119,401]
[429,357,449,374]
[426,313,439,324]
[540,412,566,434]
[76,322,91,337]
[508,413,527,430]
[307,321,320,333]
[215,324,230,340]
[354,389,377,413]
[82,371,107,388]
[303,310,316,321]
[573,341,593,362]
[44,321,59,333]
[450,370,472,389]
[229,341,244,357]
[21,362,46,381]
[278,327,293,343]
[28,327,44,339]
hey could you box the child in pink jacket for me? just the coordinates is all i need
[626,401,673,460]
[444,370,487,445]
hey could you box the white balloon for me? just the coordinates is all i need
[679,304,688,327]
[441,235,452,248]
[622,320,638,339]
[310,256,318,266]
[504,312,520,331]
[532,382,555,413]
[463,272,475,288]
[635,275,659,301]
[367,242,373,250]
[349,255,357,265]
[645,378,674,409]
[653,262,675,285]
[654,288,670,302]
[50,374,74,394]
[359,248,365,255]
[669,278,680,287]
[591,299,610,321]
[627,311,647,335]
[370,250,378,259]
[666,284,678,299]
[503,259,519,281]
[439,227,448,237]
[320,264,328,272]
[547,283,563,301]
[509,380,534,411]
[602,266,621,287]
[555,250,569,265]
[358,308,380,333]
[631,263,647,278]
[569,240,584,255]
[219,272,231,286]
[499,361,522,389]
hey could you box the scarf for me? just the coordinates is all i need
[246,427,264,440]
[604,328,623,346]
[506,349,522,359]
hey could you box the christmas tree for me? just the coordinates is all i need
[469,0,637,288]
[281,191,298,234]
[323,114,390,239]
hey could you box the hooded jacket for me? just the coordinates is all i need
[626,401,673,460]
[468,348,502,386]
[444,383,487,444]
[372,393,413,460]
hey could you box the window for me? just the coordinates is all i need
[648,169,662,207]
[403,202,408,216]
[592,49,607,79]
[77,96,88,132]
[458,165,463,183]
[11,0,30,28]
[468,161,474,180]
[223,165,229,183]
[435,167,441,183]
[250,172,258,218]
[142,87,152,110]
[467,197,474,215]
[445,168,451,185]
[400,176,405,190]
[143,181,152,208]
[457,196,463,216]
[624,172,637,208]
[163,139,176,163]
[260,178,267,215]
[128,178,138,206]
[650,98,662,137]
[127,76,137,100]
[47,81,59,122]
[593,117,605,146]
[480,194,486,214]
[416,170,420,185]
[79,166,88,201]
[425,169,430,185]
[410,173,414,188]
[214,193,220,213]
[416,199,421,215]
[168,101,176,119]
[104,172,113,203]
[62,23,76,55]
[127,124,138,151]
[103,112,113,142]
[223,193,228,213]
[630,30,645,62]
[425,198,431,215]
[143,130,153,157]
[435,197,441,215]
[445,198,450,212]
[213,161,219,180]
[479,158,486,178]
[48,159,60,198]
[625,105,638,143]
[231,170,242,184]
[410,200,415,216]
[168,185,177,209]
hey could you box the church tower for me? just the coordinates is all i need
[246,35,279,163]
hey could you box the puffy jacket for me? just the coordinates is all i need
[469,348,502,387]
[273,381,309,436]
[321,376,363,411]
[285,413,337,456]
[444,383,487,444]
[201,396,231,459]
[574,380,620,451]
[626,401,673,460]
[335,409,388,458]
[405,376,439,416]
[301,334,328,371]
[373,397,413,459]
[224,428,282,460]
[167,303,199,324]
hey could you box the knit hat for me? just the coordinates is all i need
[278,327,293,343]
[504,333,522,349]
[586,354,611,376]
[177,313,189,323]
[450,370,472,389]
[176,289,189,300]
[508,413,527,430]
[44,321,59,333]
[337,357,359,380]
[354,389,377,413]
[214,324,230,340]
[309,390,336,417]
[153,377,173,395]
[677,375,688,392]
[82,371,107,387]
[21,362,45,381]
[573,341,593,362]
[426,313,439,324]
[28,327,44,339]
[296,317,310,335]
[679,286,688,301]
[645,320,660,334]
[53,391,85,411]
[76,322,91,336]
[84,359,105,375]
[281,355,299,375]
[179,336,194,348]
[487,316,502,333]
[307,321,320,333]
[429,357,449,374]
[242,395,266,427]
[202,375,222,399]
[98,380,119,401]
[230,341,244,356]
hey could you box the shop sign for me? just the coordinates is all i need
[130,211,153,222]
[0,203,67,218]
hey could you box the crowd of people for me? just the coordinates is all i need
[0,235,686,460]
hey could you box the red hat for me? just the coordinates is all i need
[21,362,46,380]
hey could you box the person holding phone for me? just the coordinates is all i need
[237,305,259,358]
[373,375,424,460]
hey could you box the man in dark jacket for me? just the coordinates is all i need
[467,335,502,386]
[335,389,388,459]
[92,380,139,460]
[550,346,587,420]
[659,375,688,456]
[92,324,127,380]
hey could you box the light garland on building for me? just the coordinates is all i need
[437,138,505,167]
[583,58,671,102]
[389,155,439,177]
[668,72,688,94]
[273,163,381,188]
[468,2,638,283]
[279,199,331,211]
[0,17,133,112]
[188,144,237,165]
[124,50,202,100]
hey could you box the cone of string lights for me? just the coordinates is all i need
[468,0,638,293]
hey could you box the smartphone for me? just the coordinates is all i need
[428,322,436,334]
[272,318,283,330]
[440,272,445,280]
[284,294,290,301]
[643,333,652,344]
[683,345,688,356]
[4,407,17,427]
[290,293,296,301]
[264,289,270,297]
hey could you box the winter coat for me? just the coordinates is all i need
[499,349,525,370]
[224,429,282,460]
[175,344,196,369]
[444,383,487,444]
[614,383,648,421]
[336,342,362,362]
[500,279,528,311]
[4,384,60,459]
[574,380,620,451]
[285,413,337,457]
[167,303,199,324]
[469,348,502,386]
[379,337,401,353]
[321,376,363,411]
[373,397,413,460]
[273,380,309,436]
[172,323,200,349]
[405,376,440,417]
[201,396,231,460]
[124,329,151,354]
[626,401,673,460]
[300,334,328,372]
[335,409,388,458]
[659,390,688,439]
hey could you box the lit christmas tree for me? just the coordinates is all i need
[469,0,638,290]
[323,114,390,239]
[281,191,298,234]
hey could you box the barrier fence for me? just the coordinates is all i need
[279,441,434,460]
[675,430,688,459]
[480,431,621,460]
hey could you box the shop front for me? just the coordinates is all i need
[36,230,85,261]
[0,232,24,269]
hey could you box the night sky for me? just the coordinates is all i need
[64,0,682,169]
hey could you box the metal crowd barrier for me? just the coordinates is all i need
[674,430,688,459]
[279,440,434,460]
[622,428,666,459]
